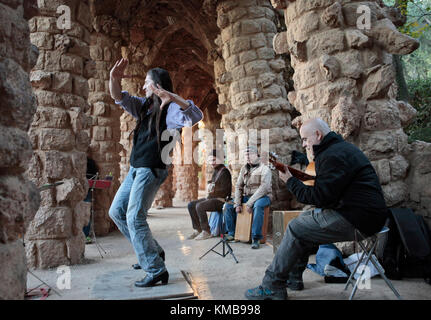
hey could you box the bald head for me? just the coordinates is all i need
[300,118,331,158]
[301,118,331,136]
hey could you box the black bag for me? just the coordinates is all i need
[378,208,431,284]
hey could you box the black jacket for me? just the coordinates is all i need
[287,132,389,236]
[207,165,232,200]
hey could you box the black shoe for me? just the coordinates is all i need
[135,270,169,287]
[286,279,304,291]
[132,251,165,269]
[251,239,260,249]
[225,235,235,242]
[245,285,287,300]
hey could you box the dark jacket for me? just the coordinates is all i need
[287,132,389,236]
[207,164,232,200]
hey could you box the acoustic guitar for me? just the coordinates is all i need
[269,152,316,186]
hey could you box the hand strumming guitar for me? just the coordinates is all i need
[279,165,293,183]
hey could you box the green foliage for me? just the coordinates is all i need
[383,0,431,37]
[378,1,431,143]
[380,1,431,80]
[405,78,431,142]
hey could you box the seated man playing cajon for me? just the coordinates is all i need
[231,146,272,249]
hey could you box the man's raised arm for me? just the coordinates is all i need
[109,58,131,102]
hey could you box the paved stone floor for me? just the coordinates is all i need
[26,203,431,300]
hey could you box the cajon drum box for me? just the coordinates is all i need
[272,211,303,253]
[234,204,270,244]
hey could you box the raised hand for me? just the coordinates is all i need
[110,58,132,80]
[149,83,174,109]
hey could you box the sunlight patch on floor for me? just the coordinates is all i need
[177,230,185,241]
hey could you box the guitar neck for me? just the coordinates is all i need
[271,160,315,181]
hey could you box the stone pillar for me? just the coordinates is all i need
[214,0,301,211]
[272,0,420,209]
[118,71,137,184]
[88,16,123,235]
[174,126,200,202]
[0,0,40,299]
[214,0,301,186]
[26,0,92,268]
[153,166,175,208]
[202,105,223,187]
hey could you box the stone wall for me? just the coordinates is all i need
[26,0,92,268]
[0,0,40,299]
[87,15,123,235]
[174,126,200,202]
[272,0,422,211]
[202,105,223,188]
[153,165,175,208]
[270,0,431,244]
[117,73,137,184]
[214,0,301,209]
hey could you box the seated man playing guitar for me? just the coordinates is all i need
[245,118,389,300]
[232,146,272,249]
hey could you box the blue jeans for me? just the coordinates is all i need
[109,166,169,278]
[226,196,271,240]
[223,203,236,237]
[247,196,271,241]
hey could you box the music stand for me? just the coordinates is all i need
[199,199,239,263]
[87,172,110,258]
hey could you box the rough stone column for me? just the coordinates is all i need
[174,126,200,202]
[153,166,175,208]
[25,0,92,268]
[272,0,420,210]
[202,105,223,187]
[88,16,123,235]
[118,83,136,183]
[213,0,301,211]
[0,0,40,299]
[214,0,301,186]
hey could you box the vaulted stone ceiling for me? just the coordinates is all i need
[90,0,220,110]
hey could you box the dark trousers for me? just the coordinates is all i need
[262,209,356,290]
[187,198,224,233]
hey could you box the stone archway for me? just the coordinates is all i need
[19,1,313,271]
[3,0,429,280]
[113,0,222,204]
